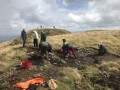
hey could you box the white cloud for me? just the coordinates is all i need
[86,12,101,22]
[0,0,120,36]
[69,11,101,23]
[68,0,120,29]
[68,13,81,22]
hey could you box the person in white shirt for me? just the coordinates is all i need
[33,31,39,47]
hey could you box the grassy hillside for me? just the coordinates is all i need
[0,29,120,90]
[48,30,120,55]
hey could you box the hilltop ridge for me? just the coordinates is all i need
[27,28,71,36]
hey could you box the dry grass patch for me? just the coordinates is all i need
[99,60,120,71]
[58,67,82,87]
[48,30,120,55]
[80,65,100,77]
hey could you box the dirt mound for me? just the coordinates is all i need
[28,47,120,67]
[76,47,120,65]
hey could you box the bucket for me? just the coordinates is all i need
[22,60,31,69]
[68,50,73,55]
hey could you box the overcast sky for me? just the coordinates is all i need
[0,0,120,35]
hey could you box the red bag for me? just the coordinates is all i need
[68,50,72,55]
[22,60,31,69]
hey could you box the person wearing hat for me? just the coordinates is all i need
[98,44,107,55]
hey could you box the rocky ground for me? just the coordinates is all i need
[0,47,120,90]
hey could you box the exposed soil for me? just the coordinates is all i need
[0,47,120,90]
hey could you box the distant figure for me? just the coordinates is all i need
[21,29,27,47]
[40,26,42,28]
[62,39,77,59]
[53,26,55,29]
[39,41,52,58]
[41,31,46,42]
[40,25,45,28]
[33,31,39,47]
[98,44,107,55]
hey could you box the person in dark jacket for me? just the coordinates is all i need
[62,44,77,59]
[40,31,46,42]
[39,41,52,58]
[21,29,27,47]
[98,44,107,55]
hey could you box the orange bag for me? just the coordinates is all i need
[16,78,44,89]
[16,82,29,89]
[26,78,43,84]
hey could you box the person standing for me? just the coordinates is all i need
[33,31,39,47]
[40,31,46,42]
[21,29,27,47]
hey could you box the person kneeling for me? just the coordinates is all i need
[62,44,77,59]
[98,44,107,55]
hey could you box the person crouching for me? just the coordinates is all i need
[62,44,77,59]
[98,44,107,55]
[39,42,52,59]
